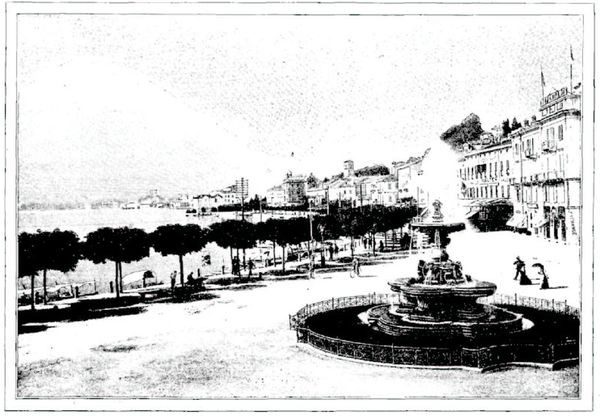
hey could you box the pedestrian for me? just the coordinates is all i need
[328,244,334,260]
[533,263,550,290]
[170,271,176,291]
[351,257,358,278]
[355,258,361,277]
[187,272,195,286]
[362,237,367,249]
[197,268,201,278]
[513,256,532,285]
[248,259,255,278]
[379,241,384,252]
[513,257,525,281]
[334,244,339,256]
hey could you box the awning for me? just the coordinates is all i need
[532,218,549,228]
[506,213,526,228]
[465,207,480,219]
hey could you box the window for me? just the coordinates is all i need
[507,186,510,199]
[558,125,564,141]
[500,161,503,176]
[506,161,510,176]
[501,186,505,198]
[547,127,555,146]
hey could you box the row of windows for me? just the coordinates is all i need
[514,125,564,156]
[516,184,566,204]
[459,160,510,181]
[465,185,510,199]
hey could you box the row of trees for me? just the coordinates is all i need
[18,205,417,309]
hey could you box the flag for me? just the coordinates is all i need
[540,67,545,87]
[570,45,574,61]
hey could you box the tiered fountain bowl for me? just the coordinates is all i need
[368,200,522,341]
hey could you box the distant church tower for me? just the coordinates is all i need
[343,160,355,178]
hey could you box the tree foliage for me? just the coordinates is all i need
[440,113,484,151]
[354,164,390,177]
[152,224,208,286]
[83,227,150,297]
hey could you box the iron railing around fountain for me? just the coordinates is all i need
[294,326,578,369]
[289,292,579,369]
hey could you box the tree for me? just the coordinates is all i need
[511,117,522,131]
[229,220,257,271]
[502,119,511,137]
[34,229,80,304]
[209,220,239,273]
[339,209,368,258]
[18,232,40,310]
[314,214,342,265]
[152,224,208,287]
[256,219,279,267]
[271,218,309,272]
[83,227,150,298]
[440,113,484,151]
[354,164,390,177]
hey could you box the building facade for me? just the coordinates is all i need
[392,148,429,208]
[266,185,285,207]
[282,173,307,205]
[193,193,224,212]
[508,87,581,244]
[457,138,513,202]
[456,137,514,230]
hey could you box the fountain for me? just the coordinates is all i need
[367,200,522,341]
[291,194,578,370]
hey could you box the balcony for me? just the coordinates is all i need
[541,140,556,153]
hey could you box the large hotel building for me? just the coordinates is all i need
[457,86,581,244]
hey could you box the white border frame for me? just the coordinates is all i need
[2,1,595,412]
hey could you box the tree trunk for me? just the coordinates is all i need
[43,269,48,305]
[272,241,276,266]
[384,231,388,248]
[179,254,185,287]
[230,247,233,271]
[243,248,246,269]
[350,236,355,259]
[114,261,120,299]
[30,275,35,310]
[392,230,396,251]
[119,261,123,293]
[372,233,376,256]
[282,246,286,272]
[320,236,325,267]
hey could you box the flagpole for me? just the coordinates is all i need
[570,64,573,93]
[570,45,574,93]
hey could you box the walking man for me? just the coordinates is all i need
[170,271,176,291]
[247,259,255,278]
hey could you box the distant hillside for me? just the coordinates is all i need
[440,113,484,151]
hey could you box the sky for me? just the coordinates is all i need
[16,14,582,203]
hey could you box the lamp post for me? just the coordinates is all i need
[308,199,314,279]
